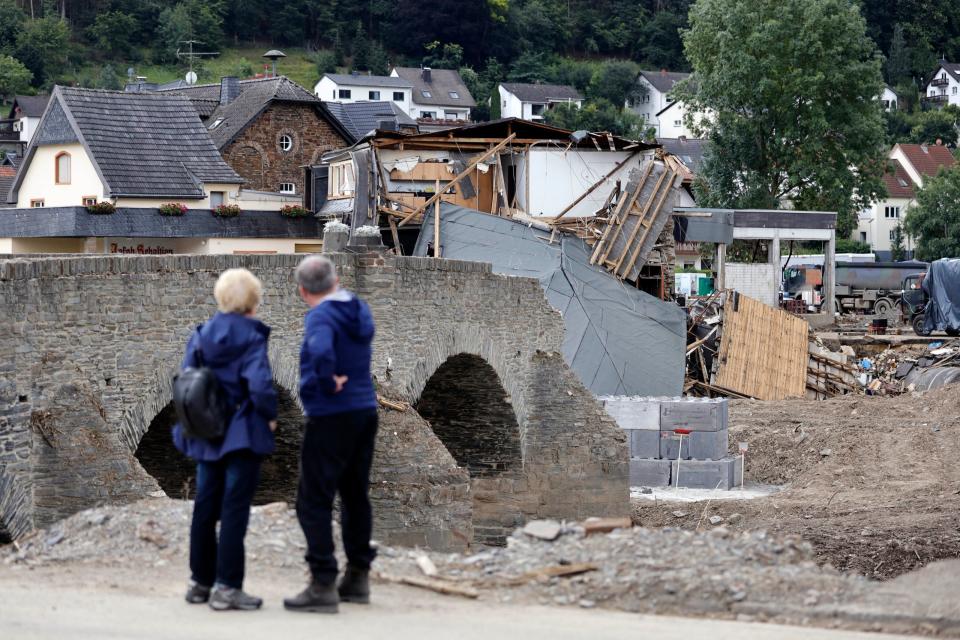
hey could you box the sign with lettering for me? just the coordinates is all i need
[108,242,175,255]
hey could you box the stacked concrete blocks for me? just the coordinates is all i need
[600,396,741,490]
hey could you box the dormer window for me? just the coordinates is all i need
[55,152,71,184]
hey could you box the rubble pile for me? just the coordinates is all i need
[860,339,960,395]
[2,499,870,619]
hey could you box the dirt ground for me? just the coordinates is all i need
[633,385,960,581]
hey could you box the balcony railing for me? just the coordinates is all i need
[931,77,949,87]
[925,94,949,103]
[0,119,18,142]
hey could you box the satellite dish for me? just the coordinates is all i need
[185,70,198,85]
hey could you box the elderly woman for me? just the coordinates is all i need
[173,268,278,611]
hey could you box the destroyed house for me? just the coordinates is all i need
[304,118,690,397]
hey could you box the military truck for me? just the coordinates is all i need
[901,259,960,336]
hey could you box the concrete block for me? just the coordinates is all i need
[629,429,661,459]
[629,458,672,487]
[659,432,691,461]
[599,396,661,430]
[672,457,743,490]
[660,398,728,432]
[687,429,729,461]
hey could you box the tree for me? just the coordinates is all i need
[588,60,642,107]
[886,23,910,85]
[544,99,646,139]
[909,107,960,146]
[315,50,338,76]
[423,42,463,69]
[156,0,225,63]
[677,0,889,239]
[0,54,31,103]
[904,165,960,260]
[86,11,138,59]
[15,16,69,87]
[351,22,371,71]
[0,0,26,56]
[890,222,906,261]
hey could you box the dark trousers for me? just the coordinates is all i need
[189,449,261,590]
[297,409,378,584]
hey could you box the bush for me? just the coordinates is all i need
[281,205,311,218]
[212,204,241,218]
[158,203,188,216]
[86,201,115,215]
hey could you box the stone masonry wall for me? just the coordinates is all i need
[0,253,628,546]
[221,102,347,194]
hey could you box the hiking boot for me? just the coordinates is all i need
[283,581,339,613]
[185,580,211,604]
[338,566,370,604]
[208,584,263,611]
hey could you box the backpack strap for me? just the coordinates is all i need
[193,325,206,368]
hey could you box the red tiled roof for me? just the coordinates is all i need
[897,143,956,178]
[883,160,915,198]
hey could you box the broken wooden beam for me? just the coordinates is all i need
[550,151,639,221]
[377,572,479,599]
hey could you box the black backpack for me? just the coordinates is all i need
[172,327,233,440]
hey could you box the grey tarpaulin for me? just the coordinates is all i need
[414,204,686,396]
[922,258,960,334]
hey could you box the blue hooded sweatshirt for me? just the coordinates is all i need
[300,289,377,417]
[172,312,278,461]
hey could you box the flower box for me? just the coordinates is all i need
[212,204,242,218]
[158,203,188,216]
[86,202,116,215]
[280,205,311,218]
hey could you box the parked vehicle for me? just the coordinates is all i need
[902,259,960,336]
[834,261,928,315]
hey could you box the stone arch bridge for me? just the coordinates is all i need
[0,253,627,548]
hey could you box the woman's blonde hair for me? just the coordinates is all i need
[214,268,262,314]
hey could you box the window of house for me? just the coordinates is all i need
[954,87,958,95]
[641,94,650,103]
[279,183,296,194]
[884,205,900,219]
[30,199,44,207]
[209,118,224,129]
[369,90,380,100]
[328,161,355,198]
[421,111,436,119]
[531,103,546,116]
[279,134,293,152]
[889,229,897,241]
[444,111,461,120]
[860,231,867,243]
[421,90,432,98]
[393,91,404,101]
[674,120,682,127]
[449,91,459,99]
[82,196,97,206]
[55,152,71,184]
[210,191,225,208]
[338,89,352,99]
[897,177,909,187]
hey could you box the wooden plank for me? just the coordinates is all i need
[388,216,402,256]
[389,162,454,182]
[590,164,653,265]
[502,563,598,586]
[434,179,441,257]
[551,151,638,221]
[377,573,478,599]
[606,166,669,269]
[615,170,677,278]
[398,134,517,226]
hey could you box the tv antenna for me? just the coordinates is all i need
[176,40,219,84]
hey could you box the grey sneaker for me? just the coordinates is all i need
[185,581,211,604]
[208,584,263,611]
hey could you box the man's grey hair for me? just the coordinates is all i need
[296,255,337,294]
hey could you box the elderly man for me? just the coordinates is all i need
[284,255,378,614]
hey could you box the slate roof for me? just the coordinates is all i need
[391,67,476,107]
[638,70,690,95]
[500,83,583,103]
[8,95,50,119]
[9,86,243,202]
[0,206,325,237]
[323,101,417,143]
[897,143,956,178]
[161,76,350,148]
[0,167,15,209]
[658,137,706,173]
[322,73,412,89]
[884,159,915,198]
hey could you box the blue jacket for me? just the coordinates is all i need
[300,289,377,417]
[172,313,278,461]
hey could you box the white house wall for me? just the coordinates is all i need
[524,149,650,218]
[498,86,524,119]
[16,142,105,207]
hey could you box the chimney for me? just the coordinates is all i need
[422,67,432,83]
[936,138,943,146]
[660,68,667,76]
[377,117,399,132]
[219,76,240,106]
